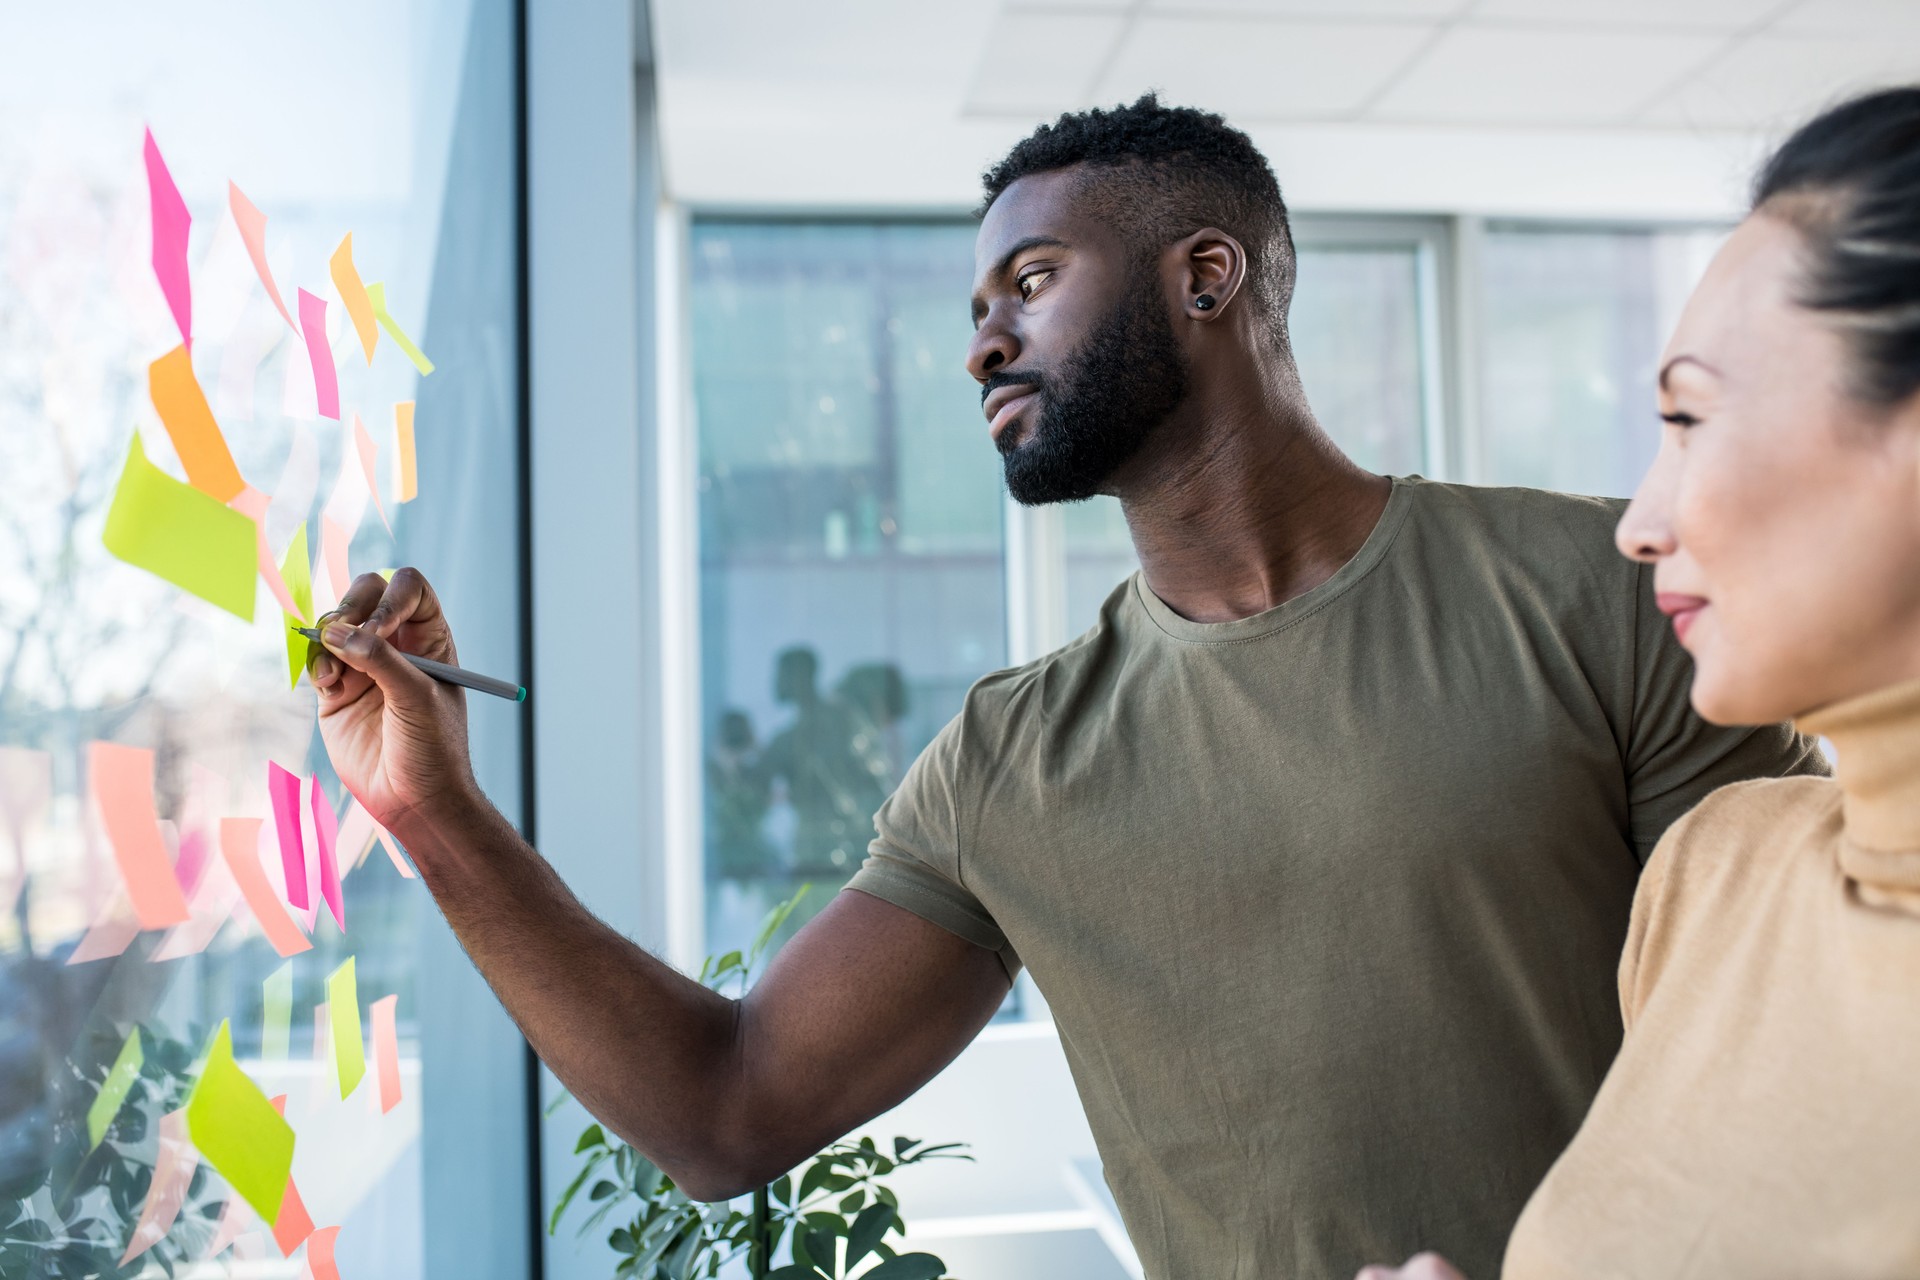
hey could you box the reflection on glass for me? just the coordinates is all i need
[693,222,1007,960]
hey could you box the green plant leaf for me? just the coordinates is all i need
[844,1202,895,1267]
[591,1180,619,1201]
[891,1137,917,1160]
[860,1253,947,1280]
[576,1124,606,1153]
[838,1190,865,1215]
[551,1151,608,1235]
[796,1160,832,1204]
[770,1174,793,1207]
[764,1267,820,1280]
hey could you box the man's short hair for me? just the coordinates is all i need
[979,93,1297,345]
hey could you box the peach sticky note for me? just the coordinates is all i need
[102,433,258,622]
[271,1178,314,1256]
[393,401,418,503]
[304,1223,341,1278]
[144,128,191,350]
[217,818,310,958]
[65,893,141,965]
[87,1027,144,1149]
[327,957,365,1099]
[365,282,434,376]
[185,1021,294,1225]
[310,777,344,933]
[267,763,307,912]
[120,1108,199,1265]
[297,289,339,421]
[350,413,390,534]
[369,994,401,1115]
[149,346,244,502]
[89,743,190,930]
[230,486,301,620]
[329,234,378,364]
[282,523,314,689]
[229,182,296,331]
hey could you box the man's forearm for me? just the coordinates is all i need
[390,790,754,1196]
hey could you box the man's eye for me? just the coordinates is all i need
[1018,270,1052,301]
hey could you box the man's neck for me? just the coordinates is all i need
[1114,378,1392,626]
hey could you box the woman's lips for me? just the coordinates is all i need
[987,391,1039,443]
[1656,593,1710,643]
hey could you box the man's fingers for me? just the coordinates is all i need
[330,572,394,628]
[363,567,438,641]
[321,620,434,705]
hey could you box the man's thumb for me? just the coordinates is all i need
[322,622,431,701]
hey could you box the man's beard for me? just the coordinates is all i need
[992,273,1190,506]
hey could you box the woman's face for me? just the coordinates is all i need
[1616,211,1920,726]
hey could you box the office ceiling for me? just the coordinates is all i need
[653,0,1920,217]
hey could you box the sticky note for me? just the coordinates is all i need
[334,796,380,875]
[120,1109,199,1265]
[378,830,417,880]
[149,857,241,962]
[185,1021,294,1225]
[305,1225,342,1279]
[265,763,307,913]
[365,282,434,376]
[201,1196,252,1261]
[320,515,351,604]
[102,433,258,622]
[281,523,314,688]
[229,182,296,332]
[329,235,378,364]
[269,1176,313,1255]
[326,957,365,1099]
[87,1028,144,1149]
[311,777,344,933]
[89,742,191,930]
[144,129,191,350]
[262,962,293,1061]
[149,346,244,502]
[65,894,142,965]
[393,401,418,503]
[297,290,339,421]
[351,413,390,533]
[369,993,402,1115]
[217,818,310,958]
[229,487,301,620]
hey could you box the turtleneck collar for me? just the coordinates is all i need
[1797,676,1920,907]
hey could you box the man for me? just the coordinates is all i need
[311,96,1823,1278]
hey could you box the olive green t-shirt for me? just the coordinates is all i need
[846,478,1826,1280]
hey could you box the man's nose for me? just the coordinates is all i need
[967,305,1018,383]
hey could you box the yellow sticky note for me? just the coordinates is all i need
[184,1021,293,1225]
[329,234,379,365]
[394,401,417,503]
[365,282,434,376]
[281,523,313,688]
[150,346,245,502]
[327,957,365,1099]
[102,434,257,622]
[87,1028,144,1149]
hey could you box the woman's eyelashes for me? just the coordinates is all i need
[1661,411,1702,429]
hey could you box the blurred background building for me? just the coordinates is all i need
[2,1,1917,1276]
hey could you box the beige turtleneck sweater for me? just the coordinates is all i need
[1503,678,1920,1278]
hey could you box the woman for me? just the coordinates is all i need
[1363,86,1920,1278]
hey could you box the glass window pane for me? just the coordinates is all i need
[693,221,1006,958]
[0,4,520,1274]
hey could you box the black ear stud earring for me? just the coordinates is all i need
[1195,293,1216,311]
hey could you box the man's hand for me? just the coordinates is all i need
[310,568,479,831]
[1355,1254,1467,1280]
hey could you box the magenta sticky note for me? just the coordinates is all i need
[143,129,192,350]
[267,763,307,911]
[297,289,339,420]
[310,776,344,932]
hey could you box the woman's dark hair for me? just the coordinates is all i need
[1754,86,1920,408]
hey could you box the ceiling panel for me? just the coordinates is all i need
[1095,17,1438,119]
[966,10,1131,114]
[1639,32,1920,128]
[1367,26,1726,124]
[1470,0,1786,28]
[1773,0,1920,34]
[1148,0,1466,15]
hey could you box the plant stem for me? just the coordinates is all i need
[751,1184,770,1279]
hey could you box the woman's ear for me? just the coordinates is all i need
[1177,228,1247,320]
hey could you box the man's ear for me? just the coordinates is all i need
[1176,228,1247,321]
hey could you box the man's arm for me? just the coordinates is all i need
[312,570,1010,1201]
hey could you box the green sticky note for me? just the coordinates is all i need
[86,1028,144,1150]
[366,282,435,376]
[262,961,293,1061]
[185,1021,293,1225]
[101,433,257,622]
[327,957,365,1099]
[281,523,313,688]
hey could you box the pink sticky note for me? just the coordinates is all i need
[217,818,311,958]
[335,796,380,875]
[231,486,303,619]
[370,993,401,1114]
[150,857,241,962]
[89,742,191,930]
[377,830,416,880]
[172,828,210,899]
[202,1197,253,1261]
[310,777,344,932]
[305,1225,343,1280]
[143,129,192,351]
[65,894,141,965]
[120,1110,200,1265]
[351,413,390,534]
[267,763,307,911]
[319,515,351,604]
[228,182,297,332]
[297,289,339,420]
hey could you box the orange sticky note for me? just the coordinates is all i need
[88,743,190,930]
[149,346,245,502]
[217,818,311,958]
[370,994,401,1114]
[394,401,417,503]
[270,1177,314,1256]
[329,234,378,365]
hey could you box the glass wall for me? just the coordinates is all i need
[0,2,522,1275]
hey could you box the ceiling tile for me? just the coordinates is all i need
[1773,0,1920,35]
[1639,32,1920,129]
[965,10,1132,114]
[1470,0,1785,28]
[1095,17,1439,119]
[1367,26,1726,124]
[1148,0,1466,15]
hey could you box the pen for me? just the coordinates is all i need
[292,626,527,703]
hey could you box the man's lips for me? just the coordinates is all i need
[982,385,1040,443]
[1656,592,1710,642]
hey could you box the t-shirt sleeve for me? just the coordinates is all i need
[845,712,1022,981]
[1624,561,1829,858]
